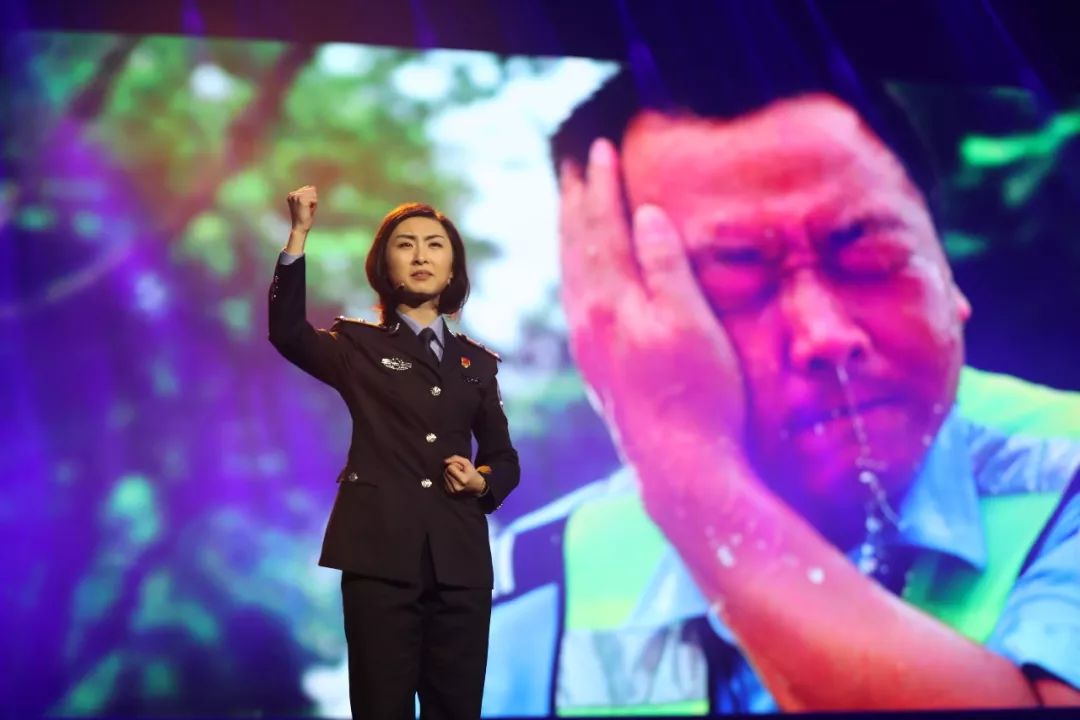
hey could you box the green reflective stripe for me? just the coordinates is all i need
[564,492,669,631]
[558,699,708,717]
[561,495,704,715]
[903,491,1060,643]
[958,366,1080,439]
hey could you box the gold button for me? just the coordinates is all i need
[431,386,442,396]
[425,433,437,443]
[420,478,433,488]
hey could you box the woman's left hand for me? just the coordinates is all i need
[443,455,488,496]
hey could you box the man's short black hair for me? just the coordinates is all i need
[551,20,941,221]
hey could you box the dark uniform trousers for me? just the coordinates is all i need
[341,540,491,720]
[268,256,518,719]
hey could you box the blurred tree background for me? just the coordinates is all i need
[0,32,618,716]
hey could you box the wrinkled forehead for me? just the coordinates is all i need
[620,94,918,222]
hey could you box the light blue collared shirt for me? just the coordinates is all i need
[398,312,446,362]
[278,249,303,266]
[484,373,1080,715]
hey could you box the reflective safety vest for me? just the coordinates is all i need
[555,368,1079,716]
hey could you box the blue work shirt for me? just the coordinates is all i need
[483,378,1080,715]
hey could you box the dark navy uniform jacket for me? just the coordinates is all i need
[268,255,519,588]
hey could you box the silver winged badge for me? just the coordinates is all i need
[381,357,412,371]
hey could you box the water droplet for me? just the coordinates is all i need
[813,422,825,437]
[835,364,850,384]
[921,434,933,447]
[834,364,902,530]
[807,567,825,584]
[730,532,743,546]
[932,403,945,416]
[858,555,879,574]
[865,516,882,534]
[716,545,736,568]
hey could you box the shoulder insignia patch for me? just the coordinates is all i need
[334,316,388,331]
[455,332,501,361]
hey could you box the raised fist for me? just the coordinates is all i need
[287,185,318,233]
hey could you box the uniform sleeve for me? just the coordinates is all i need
[267,254,349,388]
[986,479,1080,690]
[474,364,520,514]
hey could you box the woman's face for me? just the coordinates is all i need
[385,215,454,299]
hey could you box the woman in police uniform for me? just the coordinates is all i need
[269,186,520,719]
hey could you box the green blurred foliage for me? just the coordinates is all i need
[890,83,1080,265]
[4,32,553,715]
[5,33,522,323]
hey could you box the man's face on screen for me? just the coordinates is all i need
[620,94,971,524]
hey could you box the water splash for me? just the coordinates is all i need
[834,364,900,520]
[835,363,901,577]
[715,545,736,568]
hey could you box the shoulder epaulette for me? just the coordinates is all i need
[334,316,388,331]
[456,332,502,361]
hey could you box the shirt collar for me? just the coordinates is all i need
[887,408,986,570]
[397,312,446,348]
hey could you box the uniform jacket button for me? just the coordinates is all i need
[425,433,437,443]
[420,478,433,488]
[431,386,442,396]
[347,472,358,483]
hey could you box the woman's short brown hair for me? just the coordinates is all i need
[365,202,471,325]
